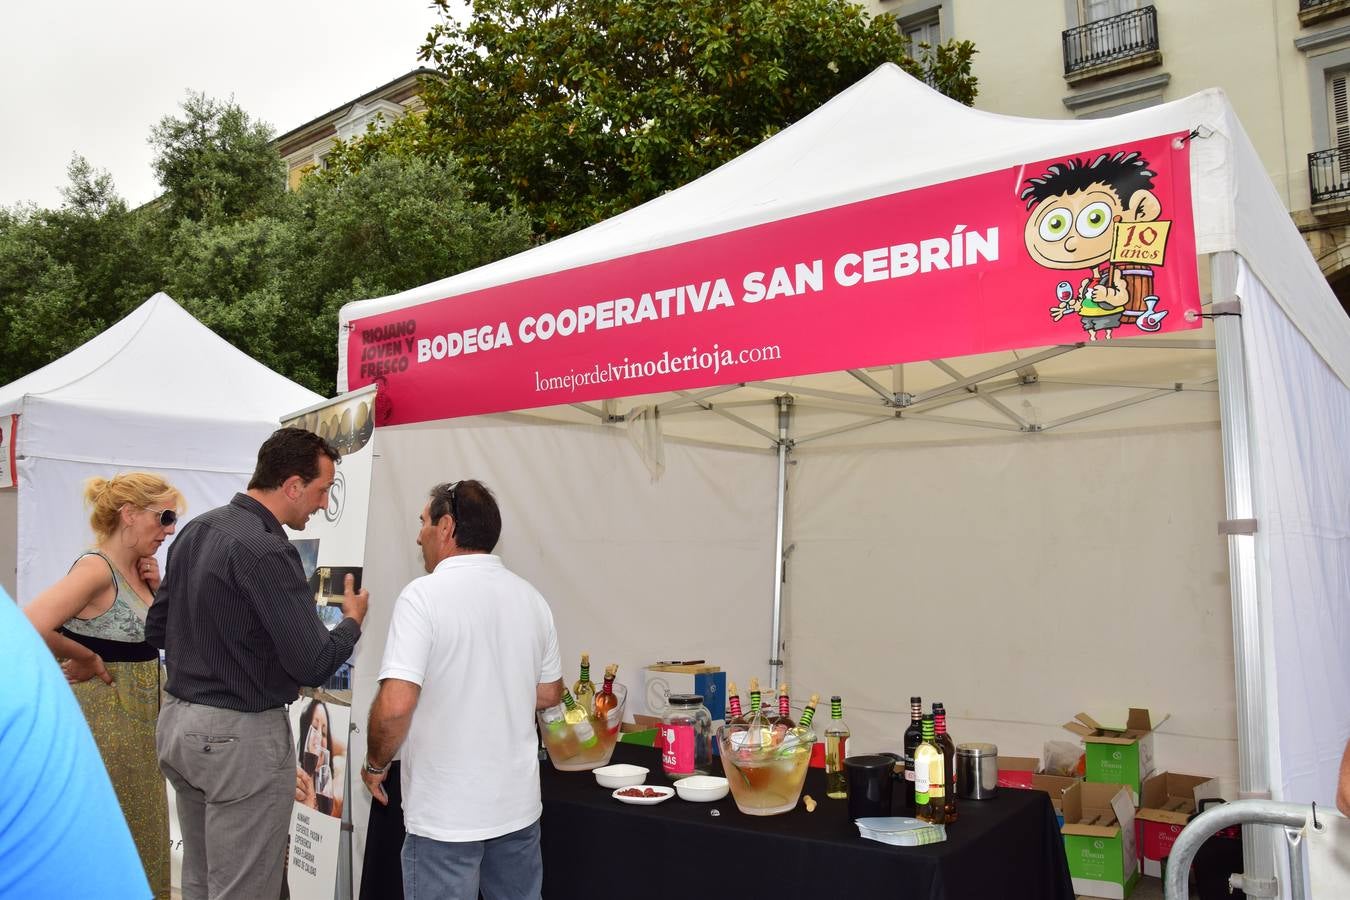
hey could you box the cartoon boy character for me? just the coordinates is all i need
[1021,151,1161,340]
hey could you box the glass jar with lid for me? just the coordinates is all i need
[660,693,712,779]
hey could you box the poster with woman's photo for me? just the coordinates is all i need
[280,385,377,616]
[285,697,351,900]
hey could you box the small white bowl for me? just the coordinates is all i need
[594,763,649,789]
[674,775,729,802]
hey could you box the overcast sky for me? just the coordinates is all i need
[1,1,447,210]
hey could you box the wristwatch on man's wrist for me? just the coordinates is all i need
[363,759,389,776]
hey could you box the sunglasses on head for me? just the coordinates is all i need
[432,482,460,525]
[145,508,178,527]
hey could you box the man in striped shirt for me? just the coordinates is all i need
[147,427,369,900]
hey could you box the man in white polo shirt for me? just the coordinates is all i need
[362,480,563,900]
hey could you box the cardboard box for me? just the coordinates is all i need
[1064,709,1169,802]
[1061,781,1140,899]
[996,756,1041,789]
[1031,773,1081,828]
[1134,772,1220,876]
[640,664,726,720]
[618,719,659,747]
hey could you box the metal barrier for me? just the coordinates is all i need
[1164,799,1325,900]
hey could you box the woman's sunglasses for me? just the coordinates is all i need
[145,508,178,527]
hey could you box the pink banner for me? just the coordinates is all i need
[348,134,1199,425]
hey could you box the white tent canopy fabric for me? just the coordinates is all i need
[335,64,1350,877]
[0,292,322,602]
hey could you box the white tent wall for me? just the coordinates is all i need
[784,424,1238,779]
[0,293,323,603]
[346,416,776,886]
[1238,261,1350,805]
[0,488,16,597]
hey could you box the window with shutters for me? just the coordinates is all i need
[1330,71,1350,193]
[1330,72,1350,158]
[903,14,942,53]
[1080,0,1136,23]
[1309,70,1350,203]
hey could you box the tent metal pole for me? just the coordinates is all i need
[769,395,792,691]
[1211,251,1277,898]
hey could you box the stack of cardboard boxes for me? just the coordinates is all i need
[1053,708,1220,899]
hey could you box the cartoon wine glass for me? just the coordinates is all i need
[302,722,322,776]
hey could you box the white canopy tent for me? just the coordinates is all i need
[0,292,323,602]
[337,66,1350,892]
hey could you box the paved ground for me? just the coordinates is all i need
[1078,874,1202,899]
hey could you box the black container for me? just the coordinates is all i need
[843,753,903,820]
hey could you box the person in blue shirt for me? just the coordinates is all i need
[0,583,150,899]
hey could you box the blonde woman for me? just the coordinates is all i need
[25,472,184,900]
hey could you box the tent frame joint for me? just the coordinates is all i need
[1219,518,1258,535]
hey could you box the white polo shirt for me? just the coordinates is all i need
[379,554,562,842]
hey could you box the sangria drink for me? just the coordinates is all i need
[719,721,815,816]
[540,682,627,772]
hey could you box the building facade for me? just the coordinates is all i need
[861,0,1350,314]
[273,68,433,190]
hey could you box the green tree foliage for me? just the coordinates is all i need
[0,157,164,382]
[149,92,287,223]
[163,154,532,392]
[333,0,977,237]
[0,96,532,393]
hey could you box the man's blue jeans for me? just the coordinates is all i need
[401,820,542,900]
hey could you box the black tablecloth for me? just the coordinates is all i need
[540,744,1073,900]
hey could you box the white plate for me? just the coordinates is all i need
[611,785,675,805]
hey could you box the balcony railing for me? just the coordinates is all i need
[1063,6,1160,77]
[1309,148,1350,205]
[1299,0,1350,26]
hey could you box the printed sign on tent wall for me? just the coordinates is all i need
[347,134,1201,425]
[285,698,351,900]
[281,385,377,635]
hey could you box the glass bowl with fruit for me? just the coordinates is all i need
[538,682,627,772]
[718,719,815,816]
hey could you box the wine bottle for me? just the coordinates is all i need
[770,682,796,741]
[738,677,775,751]
[797,693,820,730]
[901,696,923,814]
[725,681,746,725]
[572,652,597,714]
[825,695,850,799]
[540,703,580,758]
[560,688,597,748]
[914,714,946,824]
[934,702,958,823]
[592,664,621,734]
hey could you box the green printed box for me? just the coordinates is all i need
[1064,708,1168,803]
[1062,781,1140,899]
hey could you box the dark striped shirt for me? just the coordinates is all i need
[146,493,360,712]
